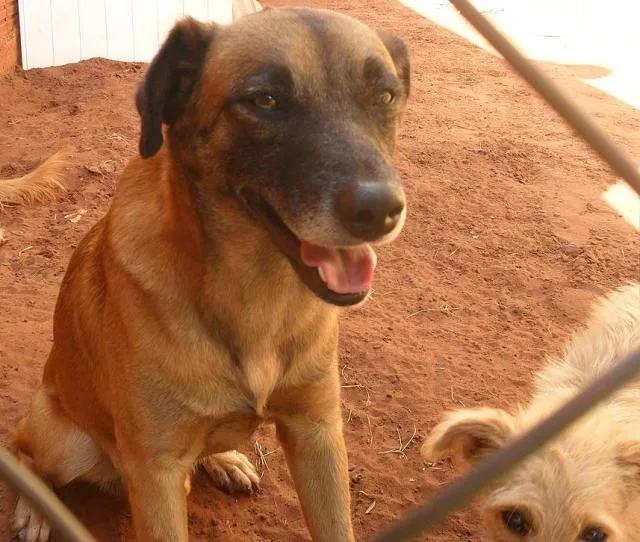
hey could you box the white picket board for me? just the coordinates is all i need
[132,0,160,62]
[209,0,233,24]
[185,0,209,21]
[19,0,244,70]
[18,0,54,70]
[105,0,134,61]
[78,0,107,61]
[50,0,81,66]
[157,0,185,45]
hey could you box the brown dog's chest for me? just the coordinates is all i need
[172,339,336,457]
[202,355,280,453]
[202,410,262,456]
[162,341,316,445]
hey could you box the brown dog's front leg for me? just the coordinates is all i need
[117,432,193,542]
[122,457,190,542]
[277,412,354,542]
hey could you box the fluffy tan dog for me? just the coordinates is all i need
[422,282,640,542]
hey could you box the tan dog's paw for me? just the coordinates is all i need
[201,450,260,495]
[14,496,51,542]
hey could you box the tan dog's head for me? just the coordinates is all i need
[135,8,410,307]
[422,408,640,541]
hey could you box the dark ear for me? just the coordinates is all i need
[421,408,516,468]
[377,30,410,98]
[136,17,218,158]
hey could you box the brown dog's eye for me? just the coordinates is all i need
[252,93,278,110]
[501,510,532,537]
[581,527,607,542]
[378,90,395,105]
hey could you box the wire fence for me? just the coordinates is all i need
[1,1,639,541]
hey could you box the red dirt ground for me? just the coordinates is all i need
[1,0,639,540]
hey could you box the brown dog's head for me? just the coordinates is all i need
[135,8,410,307]
[422,407,640,541]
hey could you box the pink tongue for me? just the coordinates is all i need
[300,242,377,295]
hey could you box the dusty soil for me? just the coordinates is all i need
[1,0,638,540]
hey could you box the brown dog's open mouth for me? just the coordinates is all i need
[237,189,376,307]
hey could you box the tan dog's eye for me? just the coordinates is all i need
[379,90,395,105]
[581,527,607,542]
[252,93,278,110]
[501,510,532,537]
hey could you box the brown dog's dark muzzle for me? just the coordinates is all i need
[336,181,405,242]
[236,187,371,307]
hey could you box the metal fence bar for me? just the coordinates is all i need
[0,446,96,541]
[448,0,640,194]
[373,0,640,539]
[373,345,640,541]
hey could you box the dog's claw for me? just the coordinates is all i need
[202,450,260,495]
[14,497,51,542]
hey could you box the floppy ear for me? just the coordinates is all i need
[377,30,410,98]
[421,408,516,468]
[136,17,219,158]
[617,440,640,491]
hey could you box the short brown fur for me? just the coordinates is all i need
[13,7,410,542]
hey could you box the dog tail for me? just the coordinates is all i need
[0,148,72,207]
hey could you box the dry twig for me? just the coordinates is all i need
[254,440,278,473]
[379,426,417,458]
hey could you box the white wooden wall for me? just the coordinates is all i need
[18,0,235,70]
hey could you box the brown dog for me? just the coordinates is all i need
[12,7,409,542]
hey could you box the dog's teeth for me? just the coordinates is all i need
[318,267,327,283]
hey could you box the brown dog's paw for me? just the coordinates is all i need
[201,450,260,495]
[14,496,51,542]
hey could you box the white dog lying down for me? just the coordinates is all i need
[422,281,640,542]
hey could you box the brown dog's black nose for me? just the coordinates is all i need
[337,182,405,241]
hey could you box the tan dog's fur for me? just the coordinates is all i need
[12,7,410,542]
[422,282,640,541]
[0,149,70,207]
